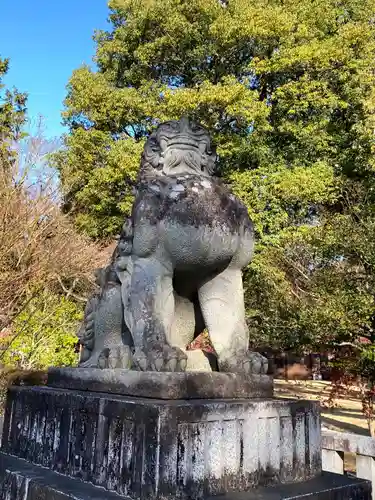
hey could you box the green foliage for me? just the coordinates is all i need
[328,342,375,436]
[55,128,142,237]
[56,0,375,353]
[1,292,81,370]
[0,56,27,164]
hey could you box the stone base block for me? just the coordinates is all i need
[2,385,321,500]
[47,368,273,399]
[0,453,370,500]
[207,473,371,500]
[0,452,122,499]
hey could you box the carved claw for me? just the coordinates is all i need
[178,357,187,371]
[219,350,268,375]
[133,348,148,371]
[166,357,177,372]
[248,351,268,374]
[96,346,133,370]
[107,345,132,369]
[150,352,164,371]
[165,345,187,372]
[98,348,110,369]
[132,345,187,372]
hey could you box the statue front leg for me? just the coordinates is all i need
[198,267,268,374]
[127,256,187,372]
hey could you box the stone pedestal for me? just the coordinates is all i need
[47,367,274,399]
[0,370,370,500]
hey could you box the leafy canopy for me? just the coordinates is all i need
[55,0,375,351]
[0,58,101,373]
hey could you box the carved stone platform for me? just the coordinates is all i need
[1,384,321,499]
[47,367,274,399]
[0,382,370,500]
[0,454,370,500]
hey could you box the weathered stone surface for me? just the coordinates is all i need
[185,350,214,372]
[322,430,375,499]
[206,473,371,500]
[322,429,375,457]
[78,117,268,375]
[0,451,127,499]
[2,386,321,500]
[47,368,274,399]
[77,266,133,369]
[0,452,370,500]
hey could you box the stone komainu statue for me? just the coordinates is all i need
[78,117,267,374]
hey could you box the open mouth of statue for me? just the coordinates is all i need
[164,135,202,150]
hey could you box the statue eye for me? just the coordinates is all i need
[166,122,178,130]
[149,138,159,150]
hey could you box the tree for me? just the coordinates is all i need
[0,120,102,329]
[0,57,27,166]
[0,57,105,384]
[55,0,375,355]
[0,112,107,378]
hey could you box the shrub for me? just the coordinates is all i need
[0,292,81,370]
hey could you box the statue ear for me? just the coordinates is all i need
[140,133,162,177]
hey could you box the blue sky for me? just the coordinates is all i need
[0,1,110,138]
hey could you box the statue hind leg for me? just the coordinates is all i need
[198,266,268,374]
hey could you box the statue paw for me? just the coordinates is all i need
[245,351,268,374]
[133,345,187,372]
[219,350,268,375]
[97,345,132,369]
